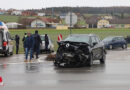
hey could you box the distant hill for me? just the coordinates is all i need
[40,7,130,14]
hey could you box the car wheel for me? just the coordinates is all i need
[122,44,127,49]
[100,51,106,64]
[4,51,9,56]
[109,45,113,50]
[10,52,13,55]
[54,53,62,67]
[40,50,43,54]
[87,54,93,67]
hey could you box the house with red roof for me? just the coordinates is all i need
[22,11,37,16]
[0,9,5,15]
[31,17,60,28]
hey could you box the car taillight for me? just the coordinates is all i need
[3,42,7,47]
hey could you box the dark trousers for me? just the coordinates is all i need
[16,44,19,54]
[45,44,49,53]
[35,47,40,58]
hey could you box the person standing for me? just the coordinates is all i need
[24,33,34,62]
[15,34,20,54]
[33,30,42,59]
[22,33,27,52]
[45,34,49,53]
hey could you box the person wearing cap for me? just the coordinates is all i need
[33,30,42,59]
[24,33,34,62]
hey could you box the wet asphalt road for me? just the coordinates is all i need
[0,49,130,90]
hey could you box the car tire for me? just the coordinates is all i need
[40,50,43,54]
[109,45,113,50]
[100,51,106,64]
[87,54,93,67]
[10,52,13,55]
[54,53,61,67]
[4,50,9,56]
[122,44,127,49]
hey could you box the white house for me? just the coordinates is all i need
[11,10,22,16]
[6,22,22,29]
[31,17,60,28]
[37,13,45,16]
[59,13,66,19]
[31,19,46,28]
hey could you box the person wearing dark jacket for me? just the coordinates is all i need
[24,33,34,62]
[33,30,42,59]
[15,34,20,54]
[22,33,27,52]
[45,34,49,53]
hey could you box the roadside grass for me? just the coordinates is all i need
[0,15,19,22]
[10,28,130,53]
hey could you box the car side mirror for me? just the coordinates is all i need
[11,37,15,40]
[93,42,98,46]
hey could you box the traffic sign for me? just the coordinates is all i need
[65,12,78,27]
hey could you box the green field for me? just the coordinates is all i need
[0,15,37,23]
[10,28,130,53]
[0,15,20,22]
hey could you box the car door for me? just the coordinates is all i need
[112,37,119,47]
[91,36,99,60]
[115,37,122,47]
[6,32,13,53]
[95,36,103,59]
[0,31,3,50]
[118,37,125,47]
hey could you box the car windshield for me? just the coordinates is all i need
[64,35,90,43]
[40,36,45,41]
[103,37,114,42]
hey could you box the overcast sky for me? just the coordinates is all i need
[1,0,130,10]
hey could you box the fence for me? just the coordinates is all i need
[10,29,130,53]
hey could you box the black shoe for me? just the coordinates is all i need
[36,57,39,59]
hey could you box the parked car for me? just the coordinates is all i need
[102,36,127,50]
[125,36,130,44]
[0,22,14,56]
[54,34,106,67]
[40,35,54,53]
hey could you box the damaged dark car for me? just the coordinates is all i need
[54,34,106,67]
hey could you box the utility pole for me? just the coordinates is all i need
[52,8,54,18]
[36,19,38,28]
[70,11,72,35]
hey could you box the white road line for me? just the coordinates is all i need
[0,55,47,66]
[0,59,44,66]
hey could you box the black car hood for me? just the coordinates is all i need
[58,41,89,46]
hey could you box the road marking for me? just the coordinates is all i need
[0,55,47,66]
[0,59,45,66]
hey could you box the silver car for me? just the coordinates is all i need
[0,22,14,56]
[40,35,54,53]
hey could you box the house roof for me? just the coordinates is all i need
[86,15,130,24]
[36,17,60,24]
[0,10,5,12]
[20,18,35,25]
[86,15,101,24]
[109,18,130,24]
[20,17,60,26]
